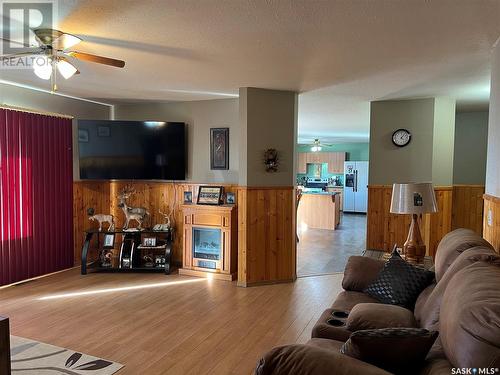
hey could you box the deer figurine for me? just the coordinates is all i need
[158,208,172,229]
[87,208,115,231]
[117,185,150,230]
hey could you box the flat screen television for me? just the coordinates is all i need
[78,120,186,180]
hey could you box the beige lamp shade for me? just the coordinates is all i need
[390,182,438,215]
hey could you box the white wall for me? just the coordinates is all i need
[239,88,298,187]
[486,42,500,197]
[114,99,239,184]
[453,111,489,185]
[369,98,435,185]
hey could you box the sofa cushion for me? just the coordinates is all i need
[418,358,453,375]
[440,260,500,369]
[331,290,380,312]
[346,303,417,331]
[342,256,385,292]
[417,246,497,331]
[364,250,435,309]
[255,343,392,375]
[340,328,438,374]
[434,228,494,282]
[414,283,436,325]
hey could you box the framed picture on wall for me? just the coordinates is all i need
[210,128,229,170]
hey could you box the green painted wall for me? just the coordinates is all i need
[297,143,369,161]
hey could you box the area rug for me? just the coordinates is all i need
[10,336,123,374]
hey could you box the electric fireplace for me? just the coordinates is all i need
[192,227,222,270]
[180,203,238,281]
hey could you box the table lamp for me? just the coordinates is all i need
[390,183,438,262]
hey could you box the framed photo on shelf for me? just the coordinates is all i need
[184,191,193,204]
[103,234,115,248]
[143,237,157,247]
[197,186,223,205]
[210,128,229,170]
[226,192,235,205]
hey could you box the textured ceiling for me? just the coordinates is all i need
[1,0,499,142]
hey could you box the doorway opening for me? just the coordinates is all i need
[296,149,369,277]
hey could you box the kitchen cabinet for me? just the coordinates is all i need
[297,152,307,173]
[296,152,346,174]
[327,152,345,174]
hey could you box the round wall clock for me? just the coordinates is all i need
[392,128,411,147]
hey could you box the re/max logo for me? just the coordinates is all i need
[451,368,499,375]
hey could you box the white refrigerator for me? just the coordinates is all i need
[343,161,369,213]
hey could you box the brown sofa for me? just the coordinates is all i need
[256,229,500,374]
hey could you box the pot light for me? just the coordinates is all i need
[57,58,78,79]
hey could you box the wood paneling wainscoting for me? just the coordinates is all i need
[73,181,238,266]
[237,187,296,287]
[483,194,500,252]
[367,185,452,258]
[451,185,485,234]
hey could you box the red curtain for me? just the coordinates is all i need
[0,108,73,286]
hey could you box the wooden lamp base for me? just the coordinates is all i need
[403,214,426,262]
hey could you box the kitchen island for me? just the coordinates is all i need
[297,191,340,230]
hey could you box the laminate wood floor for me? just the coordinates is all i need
[297,213,367,277]
[0,269,343,375]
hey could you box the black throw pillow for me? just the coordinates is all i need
[363,250,435,309]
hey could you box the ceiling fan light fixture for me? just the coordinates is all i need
[57,58,78,79]
[32,56,52,80]
[311,145,322,152]
[58,33,82,49]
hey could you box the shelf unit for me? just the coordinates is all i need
[81,229,174,275]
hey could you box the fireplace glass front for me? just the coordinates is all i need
[193,227,221,269]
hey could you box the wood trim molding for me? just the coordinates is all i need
[484,193,500,204]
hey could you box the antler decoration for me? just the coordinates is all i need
[118,184,137,198]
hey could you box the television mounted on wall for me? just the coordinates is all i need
[78,120,186,180]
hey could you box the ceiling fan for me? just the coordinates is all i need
[1,28,125,91]
[308,138,333,152]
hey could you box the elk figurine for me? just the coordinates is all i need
[87,208,115,231]
[117,185,150,230]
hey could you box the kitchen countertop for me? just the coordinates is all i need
[301,191,339,195]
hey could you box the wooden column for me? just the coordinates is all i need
[238,88,298,286]
[0,316,10,375]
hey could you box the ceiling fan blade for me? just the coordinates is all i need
[0,37,34,48]
[0,49,42,58]
[67,51,125,68]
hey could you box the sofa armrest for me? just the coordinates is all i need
[255,344,391,375]
[342,256,385,292]
[311,309,352,342]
